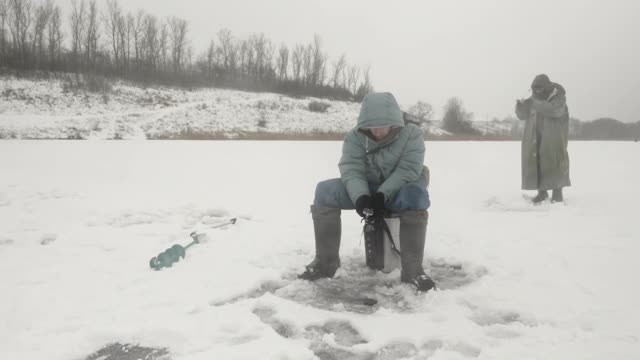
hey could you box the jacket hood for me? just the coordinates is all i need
[531,74,552,90]
[545,82,566,101]
[551,82,566,96]
[357,92,404,129]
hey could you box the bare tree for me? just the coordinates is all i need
[290,43,303,83]
[229,42,240,77]
[46,3,62,66]
[310,34,325,86]
[69,0,86,67]
[217,27,232,73]
[237,39,248,78]
[205,38,215,79]
[355,64,372,100]
[302,43,312,85]
[249,33,269,80]
[0,0,7,58]
[408,101,434,124]
[157,18,167,71]
[84,0,99,67]
[442,97,476,134]
[244,39,254,79]
[346,65,360,95]
[102,0,121,69]
[142,13,158,71]
[275,43,288,81]
[228,41,238,77]
[318,52,327,86]
[331,53,346,88]
[117,11,131,71]
[131,9,145,67]
[9,0,32,67]
[31,0,52,68]
[340,62,349,89]
[184,43,193,75]
[169,16,187,73]
[248,33,261,79]
[263,39,274,81]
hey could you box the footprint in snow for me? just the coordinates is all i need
[211,258,486,314]
[254,307,424,360]
[429,258,488,290]
[84,342,170,360]
[484,195,552,212]
[252,306,296,338]
[467,306,539,340]
[253,305,369,360]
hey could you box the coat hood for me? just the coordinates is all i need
[551,82,566,97]
[531,74,552,90]
[356,92,404,129]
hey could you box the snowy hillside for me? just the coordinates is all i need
[0,75,510,140]
[0,75,358,140]
[1,141,639,359]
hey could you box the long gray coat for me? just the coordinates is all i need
[515,83,571,190]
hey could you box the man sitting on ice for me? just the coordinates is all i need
[298,92,435,292]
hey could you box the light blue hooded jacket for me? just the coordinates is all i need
[339,92,427,204]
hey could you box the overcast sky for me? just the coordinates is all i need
[95,0,639,122]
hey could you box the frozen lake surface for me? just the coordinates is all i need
[0,141,638,359]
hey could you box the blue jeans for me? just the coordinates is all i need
[314,178,430,211]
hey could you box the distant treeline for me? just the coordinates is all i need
[489,116,640,141]
[569,118,640,140]
[0,0,373,101]
[400,98,640,140]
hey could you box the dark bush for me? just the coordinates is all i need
[308,101,331,113]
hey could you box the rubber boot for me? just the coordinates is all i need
[399,210,435,292]
[532,190,549,204]
[298,205,341,281]
[551,188,563,203]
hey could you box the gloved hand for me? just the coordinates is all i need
[372,192,386,216]
[355,195,373,218]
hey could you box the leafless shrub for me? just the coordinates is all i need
[308,100,330,113]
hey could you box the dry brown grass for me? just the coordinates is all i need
[147,129,347,141]
[146,129,522,141]
[3,128,520,141]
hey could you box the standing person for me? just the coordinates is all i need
[298,92,435,292]
[515,74,571,203]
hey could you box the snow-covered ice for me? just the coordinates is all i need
[0,140,639,359]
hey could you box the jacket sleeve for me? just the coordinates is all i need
[339,132,370,204]
[532,93,567,119]
[515,98,532,120]
[377,126,425,201]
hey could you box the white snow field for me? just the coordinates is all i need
[0,141,639,360]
